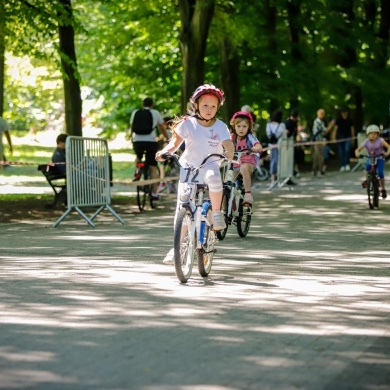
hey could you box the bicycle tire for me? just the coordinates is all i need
[367,176,375,209]
[174,208,195,283]
[137,185,147,212]
[253,166,269,182]
[236,198,252,237]
[216,189,229,240]
[198,208,215,277]
[148,186,156,209]
[373,177,380,208]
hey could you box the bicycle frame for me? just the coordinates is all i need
[217,150,255,239]
[178,156,223,248]
[162,153,228,283]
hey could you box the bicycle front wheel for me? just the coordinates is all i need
[148,185,156,209]
[216,189,229,241]
[198,209,216,277]
[367,176,379,209]
[137,185,147,212]
[174,208,196,283]
[236,199,252,237]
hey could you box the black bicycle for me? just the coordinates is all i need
[217,150,254,240]
[364,154,382,210]
[133,161,157,211]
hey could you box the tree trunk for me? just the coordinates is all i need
[375,0,390,68]
[0,0,5,116]
[264,0,278,114]
[178,0,216,114]
[286,0,302,110]
[58,0,82,136]
[219,37,240,123]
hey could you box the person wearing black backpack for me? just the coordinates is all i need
[129,97,169,200]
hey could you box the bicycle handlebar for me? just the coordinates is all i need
[161,153,231,169]
[358,154,384,159]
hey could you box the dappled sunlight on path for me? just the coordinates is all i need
[1,169,390,389]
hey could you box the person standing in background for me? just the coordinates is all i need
[311,109,327,177]
[328,107,355,172]
[0,116,13,173]
[284,109,300,178]
[266,109,286,184]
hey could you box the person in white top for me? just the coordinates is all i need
[156,84,235,264]
[266,109,286,183]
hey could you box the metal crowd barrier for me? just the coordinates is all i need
[268,136,295,190]
[54,136,124,227]
[351,132,368,172]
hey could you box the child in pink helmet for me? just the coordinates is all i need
[230,111,262,204]
[156,84,235,264]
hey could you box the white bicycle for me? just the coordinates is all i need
[161,153,228,283]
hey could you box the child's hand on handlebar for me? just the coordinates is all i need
[155,151,169,162]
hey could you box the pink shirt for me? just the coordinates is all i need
[232,135,260,167]
[362,137,385,157]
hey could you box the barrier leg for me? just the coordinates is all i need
[53,208,73,228]
[105,205,125,224]
[74,207,95,227]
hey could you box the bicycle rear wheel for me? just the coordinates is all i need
[236,199,252,237]
[216,189,229,241]
[174,208,195,283]
[373,178,380,208]
[198,209,216,277]
[137,185,147,211]
[148,185,156,209]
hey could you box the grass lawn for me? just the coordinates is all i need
[2,133,136,183]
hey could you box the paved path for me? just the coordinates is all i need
[1,169,389,389]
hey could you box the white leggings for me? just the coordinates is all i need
[173,165,222,228]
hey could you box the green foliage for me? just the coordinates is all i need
[3,0,390,137]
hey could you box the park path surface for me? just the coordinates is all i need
[0,169,389,390]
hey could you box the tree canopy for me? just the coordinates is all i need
[1,0,390,137]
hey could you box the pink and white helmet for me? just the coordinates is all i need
[230,111,254,124]
[190,84,225,106]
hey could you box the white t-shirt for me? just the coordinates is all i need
[175,116,230,167]
[130,107,164,142]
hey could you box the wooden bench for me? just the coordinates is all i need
[37,164,67,208]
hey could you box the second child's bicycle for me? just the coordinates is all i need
[363,154,383,209]
[162,152,229,283]
[217,150,255,240]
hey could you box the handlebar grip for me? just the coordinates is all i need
[160,153,171,161]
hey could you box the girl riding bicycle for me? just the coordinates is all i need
[355,124,390,199]
[230,111,262,204]
[155,84,235,264]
